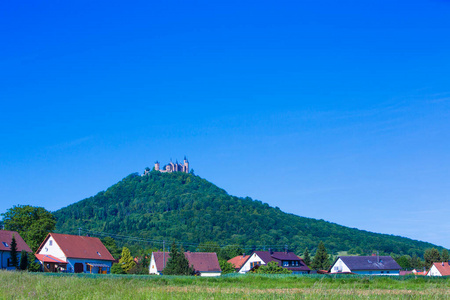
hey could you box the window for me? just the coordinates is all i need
[250,261,261,268]
[49,240,53,246]
[97,252,101,256]
[7,258,13,267]
[2,242,8,247]
[283,261,289,267]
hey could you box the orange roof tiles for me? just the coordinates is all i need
[227,255,250,269]
[432,262,450,276]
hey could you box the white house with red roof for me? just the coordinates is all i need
[36,233,115,274]
[0,230,32,270]
[149,251,221,276]
[233,250,310,274]
[427,262,450,276]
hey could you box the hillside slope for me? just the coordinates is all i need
[54,171,440,255]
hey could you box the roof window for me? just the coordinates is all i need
[2,242,8,247]
[97,252,101,256]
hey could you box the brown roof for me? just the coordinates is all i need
[0,230,32,252]
[153,251,221,273]
[432,262,450,276]
[228,255,250,269]
[37,233,114,261]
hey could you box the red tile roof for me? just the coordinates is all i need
[228,255,250,269]
[35,254,67,264]
[432,262,450,276]
[0,230,32,252]
[152,251,221,273]
[37,233,114,261]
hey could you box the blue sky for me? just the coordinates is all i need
[1,0,449,248]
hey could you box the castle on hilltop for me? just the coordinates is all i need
[144,157,190,175]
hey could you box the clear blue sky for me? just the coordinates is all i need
[1,0,449,248]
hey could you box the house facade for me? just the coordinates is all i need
[0,230,32,270]
[36,233,115,274]
[329,256,401,275]
[427,262,450,276]
[233,251,310,274]
[149,251,221,276]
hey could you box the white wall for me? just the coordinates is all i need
[149,254,160,275]
[329,258,351,273]
[427,265,441,276]
[239,253,264,274]
[37,236,66,261]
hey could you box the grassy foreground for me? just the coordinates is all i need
[1,271,450,299]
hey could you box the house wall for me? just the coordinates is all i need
[0,250,27,270]
[149,254,160,275]
[38,237,66,261]
[427,265,441,276]
[239,253,264,274]
[330,258,351,273]
[199,271,221,277]
[66,258,113,274]
[351,270,400,276]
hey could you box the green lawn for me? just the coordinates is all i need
[1,271,450,299]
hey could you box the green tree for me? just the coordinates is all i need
[19,250,28,270]
[395,255,411,270]
[410,254,423,270]
[119,247,136,273]
[424,248,441,269]
[311,241,330,270]
[219,260,235,274]
[218,245,244,261]
[2,205,56,252]
[197,241,221,253]
[442,249,449,262]
[255,261,292,274]
[27,254,41,272]
[129,255,150,275]
[163,242,195,275]
[111,263,126,274]
[303,248,311,266]
[101,237,121,260]
[10,235,18,269]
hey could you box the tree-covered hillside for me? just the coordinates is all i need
[54,171,442,256]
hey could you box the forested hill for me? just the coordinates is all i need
[54,171,440,256]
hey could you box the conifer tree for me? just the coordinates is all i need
[303,248,311,266]
[311,241,330,270]
[10,235,18,269]
[163,242,195,275]
[118,247,136,273]
[19,250,28,270]
[442,249,449,262]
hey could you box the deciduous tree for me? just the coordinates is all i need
[424,248,441,268]
[2,205,56,252]
[442,249,449,262]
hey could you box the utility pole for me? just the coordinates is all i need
[78,228,82,236]
[163,240,166,272]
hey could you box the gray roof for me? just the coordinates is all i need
[338,256,401,271]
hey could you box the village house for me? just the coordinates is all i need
[427,262,450,276]
[149,251,221,276]
[0,230,32,270]
[227,254,250,272]
[230,250,310,274]
[329,256,401,275]
[36,233,115,274]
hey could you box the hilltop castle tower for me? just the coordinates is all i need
[147,157,189,174]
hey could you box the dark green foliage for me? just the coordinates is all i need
[311,241,329,270]
[197,241,221,253]
[2,205,56,252]
[255,261,292,274]
[54,172,444,257]
[424,248,441,268]
[164,242,195,275]
[442,249,449,262]
[19,250,28,270]
[410,254,423,270]
[303,248,311,266]
[111,263,126,274]
[101,237,121,260]
[218,245,244,261]
[10,235,18,269]
[395,255,411,270]
[129,255,150,275]
[219,260,235,274]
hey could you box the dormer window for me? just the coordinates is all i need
[2,242,8,247]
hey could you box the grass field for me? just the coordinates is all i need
[1,271,450,299]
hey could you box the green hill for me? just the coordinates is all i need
[54,171,442,256]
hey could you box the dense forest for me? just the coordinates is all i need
[54,171,442,257]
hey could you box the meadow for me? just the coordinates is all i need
[1,271,450,299]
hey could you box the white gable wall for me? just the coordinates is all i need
[427,265,442,276]
[238,253,265,274]
[37,236,66,261]
[330,258,351,273]
[149,253,160,275]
